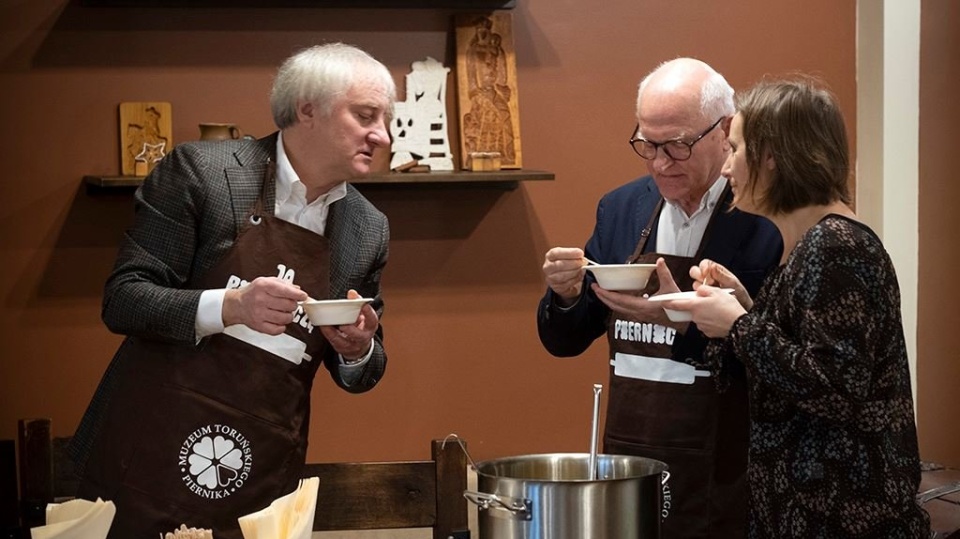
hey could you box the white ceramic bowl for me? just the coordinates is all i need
[300,298,373,326]
[584,264,657,291]
[647,289,733,322]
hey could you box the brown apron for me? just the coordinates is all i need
[78,164,330,539]
[604,192,748,539]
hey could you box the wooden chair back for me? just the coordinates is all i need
[5,419,79,534]
[303,439,470,539]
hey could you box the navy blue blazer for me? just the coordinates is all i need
[537,175,783,361]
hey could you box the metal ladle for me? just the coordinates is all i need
[588,383,602,480]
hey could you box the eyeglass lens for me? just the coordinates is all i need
[629,117,723,161]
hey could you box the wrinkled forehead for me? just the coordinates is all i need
[637,89,704,139]
[341,74,394,110]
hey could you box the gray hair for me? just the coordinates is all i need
[270,43,396,129]
[636,58,735,121]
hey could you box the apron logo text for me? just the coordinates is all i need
[226,264,314,333]
[613,319,676,346]
[179,424,254,499]
[662,478,672,519]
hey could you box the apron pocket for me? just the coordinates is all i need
[170,335,314,427]
[605,378,721,450]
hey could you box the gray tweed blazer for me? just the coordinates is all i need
[70,133,389,469]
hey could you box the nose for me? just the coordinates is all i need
[651,146,675,172]
[721,153,733,179]
[367,120,390,148]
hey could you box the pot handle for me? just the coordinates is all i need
[463,490,532,520]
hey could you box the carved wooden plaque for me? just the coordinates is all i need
[119,102,172,176]
[455,12,522,169]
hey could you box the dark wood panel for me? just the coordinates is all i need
[17,419,52,531]
[302,460,437,530]
[301,438,468,538]
[0,440,18,532]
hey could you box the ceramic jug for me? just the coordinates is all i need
[199,123,243,141]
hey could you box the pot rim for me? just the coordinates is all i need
[473,452,668,483]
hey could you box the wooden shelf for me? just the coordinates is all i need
[81,0,515,8]
[358,169,553,189]
[83,175,145,189]
[84,169,553,192]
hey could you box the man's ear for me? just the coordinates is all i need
[296,100,316,124]
[721,116,733,137]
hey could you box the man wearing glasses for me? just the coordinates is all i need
[537,58,782,539]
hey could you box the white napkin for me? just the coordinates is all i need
[238,477,319,539]
[30,498,116,539]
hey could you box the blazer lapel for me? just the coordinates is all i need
[325,187,363,298]
[635,180,661,255]
[225,134,278,231]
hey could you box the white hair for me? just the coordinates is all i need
[636,58,734,121]
[270,42,396,129]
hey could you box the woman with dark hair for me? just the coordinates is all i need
[662,79,930,538]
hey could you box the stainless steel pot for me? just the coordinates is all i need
[465,452,668,539]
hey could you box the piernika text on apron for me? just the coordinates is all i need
[612,319,676,346]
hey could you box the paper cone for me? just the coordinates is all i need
[31,498,116,539]
[238,477,319,539]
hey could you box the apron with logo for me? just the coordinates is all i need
[604,190,749,539]
[78,163,330,539]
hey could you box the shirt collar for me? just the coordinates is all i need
[274,131,348,205]
[664,176,728,219]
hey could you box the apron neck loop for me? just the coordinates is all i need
[250,158,275,222]
[627,181,733,264]
[628,198,665,263]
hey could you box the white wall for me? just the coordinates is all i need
[856,0,921,400]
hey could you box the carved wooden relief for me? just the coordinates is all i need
[119,102,172,176]
[455,11,522,170]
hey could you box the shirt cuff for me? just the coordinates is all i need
[196,288,227,340]
[551,291,582,312]
[338,338,375,387]
[339,338,375,367]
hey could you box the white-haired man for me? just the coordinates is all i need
[538,58,782,538]
[71,43,395,539]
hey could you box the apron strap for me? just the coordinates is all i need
[627,198,664,263]
[250,158,275,222]
[627,181,733,264]
[692,182,732,260]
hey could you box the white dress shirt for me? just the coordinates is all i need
[656,177,727,257]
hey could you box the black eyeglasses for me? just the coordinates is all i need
[629,117,724,161]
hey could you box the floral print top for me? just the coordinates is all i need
[706,214,930,538]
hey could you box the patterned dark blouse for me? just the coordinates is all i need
[705,215,930,538]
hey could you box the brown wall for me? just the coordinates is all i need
[918,0,960,467]
[1,0,861,464]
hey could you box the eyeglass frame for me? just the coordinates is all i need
[628,116,725,161]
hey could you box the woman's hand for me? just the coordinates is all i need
[691,259,753,311]
[663,286,747,338]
